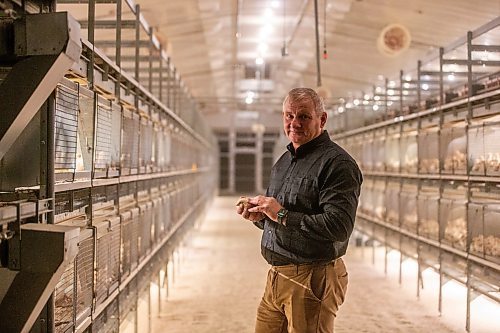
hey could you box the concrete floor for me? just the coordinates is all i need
[151,196,461,333]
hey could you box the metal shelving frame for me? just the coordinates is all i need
[332,17,500,333]
[0,0,218,332]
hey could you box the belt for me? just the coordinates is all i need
[271,259,337,274]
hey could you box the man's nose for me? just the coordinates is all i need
[291,117,301,127]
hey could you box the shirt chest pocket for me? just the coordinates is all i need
[288,177,318,211]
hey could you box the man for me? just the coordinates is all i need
[236,87,362,333]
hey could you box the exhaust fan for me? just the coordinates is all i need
[377,23,411,57]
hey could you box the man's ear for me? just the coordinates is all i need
[320,112,327,128]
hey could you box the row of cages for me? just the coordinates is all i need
[328,18,500,133]
[50,173,215,333]
[54,78,212,183]
[337,96,500,176]
[355,218,499,304]
[72,198,208,333]
[359,177,500,264]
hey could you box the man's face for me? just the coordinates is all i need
[283,98,326,149]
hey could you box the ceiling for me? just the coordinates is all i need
[58,0,500,123]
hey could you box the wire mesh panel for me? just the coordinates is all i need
[385,180,400,225]
[440,182,468,251]
[385,126,401,172]
[130,208,140,271]
[418,120,440,174]
[121,109,140,175]
[108,217,121,293]
[54,261,75,333]
[373,129,386,171]
[417,182,440,241]
[120,211,133,279]
[400,120,418,173]
[92,298,119,333]
[483,120,500,176]
[469,186,500,264]
[94,95,113,177]
[55,81,79,178]
[162,191,172,233]
[75,229,94,325]
[441,111,467,175]
[152,197,163,244]
[400,181,418,234]
[361,132,374,171]
[139,117,154,173]
[119,278,137,332]
[75,85,94,179]
[358,178,372,216]
[94,221,110,307]
[138,202,153,259]
[468,123,486,175]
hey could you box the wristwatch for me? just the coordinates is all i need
[277,208,288,225]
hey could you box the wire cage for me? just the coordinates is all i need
[400,120,418,173]
[469,116,500,176]
[418,242,440,271]
[151,186,162,245]
[440,181,468,251]
[54,261,75,333]
[441,251,467,286]
[441,110,468,175]
[119,278,137,332]
[161,184,172,233]
[121,108,140,175]
[400,180,418,234]
[139,116,154,174]
[417,181,440,241]
[385,125,401,172]
[137,268,152,333]
[74,85,94,182]
[469,185,500,264]
[94,220,110,308]
[367,179,384,221]
[361,132,374,172]
[418,114,440,174]
[469,261,500,306]
[138,201,153,260]
[75,228,94,326]
[91,298,119,333]
[358,178,373,216]
[385,180,400,225]
[94,94,121,179]
[373,128,386,171]
[55,79,80,182]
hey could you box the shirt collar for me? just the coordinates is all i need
[286,130,330,158]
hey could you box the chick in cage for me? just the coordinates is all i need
[471,235,500,257]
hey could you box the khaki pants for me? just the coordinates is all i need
[255,258,348,333]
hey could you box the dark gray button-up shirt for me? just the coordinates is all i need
[255,130,363,265]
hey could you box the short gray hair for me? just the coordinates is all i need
[283,87,325,115]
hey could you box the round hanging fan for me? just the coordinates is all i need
[377,24,411,57]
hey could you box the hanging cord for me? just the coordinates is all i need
[282,0,288,56]
[323,0,328,59]
[314,0,322,87]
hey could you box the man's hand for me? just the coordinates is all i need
[236,196,265,222]
[247,195,283,222]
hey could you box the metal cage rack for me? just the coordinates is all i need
[332,18,500,332]
[0,0,218,331]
